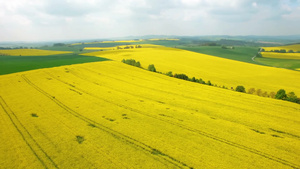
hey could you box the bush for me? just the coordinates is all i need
[198,78,205,84]
[262,91,269,97]
[221,45,227,49]
[76,135,85,144]
[135,61,141,67]
[148,64,156,72]
[279,49,286,53]
[286,92,300,103]
[269,92,276,98]
[247,88,256,94]
[207,80,212,86]
[236,86,246,93]
[256,53,262,57]
[122,59,141,68]
[31,113,38,117]
[275,89,287,100]
[255,89,262,96]
[174,74,189,80]
[165,71,173,77]
[191,77,196,82]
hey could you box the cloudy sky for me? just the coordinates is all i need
[0,0,300,41]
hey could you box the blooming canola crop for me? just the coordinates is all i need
[261,52,300,60]
[83,45,300,95]
[0,49,72,56]
[0,60,299,168]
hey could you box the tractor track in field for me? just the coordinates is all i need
[0,96,59,169]
[21,74,192,169]
[45,70,300,169]
[77,66,260,114]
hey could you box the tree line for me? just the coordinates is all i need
[261,48,300,53]
[121,59,300,104]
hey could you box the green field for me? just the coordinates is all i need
[255,57,300,70]
[179,46,260,64]
[0,53,109,75]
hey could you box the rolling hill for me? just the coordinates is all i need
[0,60,299,168]
[83,45,300,95]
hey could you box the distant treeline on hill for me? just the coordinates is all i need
[121,59,141,67]
[261,48,300,53]
[121,58,300,104]
[0,47,37,49]
[117,45,142,50]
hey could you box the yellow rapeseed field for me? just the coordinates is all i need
[83,45,300,95]
[261,52,300,59]
[263,44,300,52]
[84,47,115,50]
[84,44,161,51]
[0,49,72,56]
[0,61,299,168]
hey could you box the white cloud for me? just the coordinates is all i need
[0,0,299,41]
[252,2,257,7]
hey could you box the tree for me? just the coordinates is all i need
[135,61,141,67]
[247,88,256,94]
[174,74,188,80]
[286,92,299,103]
[199,78,205,84]
[262,91,268,97]
[166,71,173,77]
[279,49,286,53]
[122,59,141,68]
[235,86,246,93]
[148,64,156,72]
[269,92,276,98]
[207,80,212,86]
[221,45,227,49]
[275,89,287,100]
[191,77,196,82]
[255,89,262,96]
[256,53,262,57]
[53,43,65,47]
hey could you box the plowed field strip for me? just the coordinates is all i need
[21,74,192,169]
[47,71,299,169]
[0,96,59,169]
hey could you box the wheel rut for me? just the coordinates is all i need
[21,74,192,169]
[46,70,300,169]
[0,96,59,169]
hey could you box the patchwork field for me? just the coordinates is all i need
[72,39,179,46]
[179,46,259,64]
[263,44,300,52]
[0,49,72,56]
[83,45,300,95]
[0,53,109,75]
[0,60,299,168]
[260,52,300,60]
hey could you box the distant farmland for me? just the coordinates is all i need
[83,44,300,95]
[0,41,299,168]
